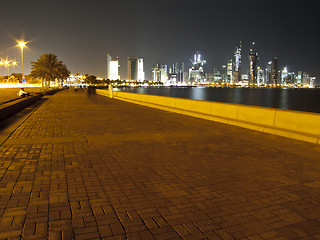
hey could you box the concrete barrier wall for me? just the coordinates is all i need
[96,89,320,144]
[0,94,43,121]
[0,88,65,122]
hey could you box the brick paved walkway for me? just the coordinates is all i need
[1,89,320,240]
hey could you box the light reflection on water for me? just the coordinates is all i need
[115,87,320,113]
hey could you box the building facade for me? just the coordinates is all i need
[106,54,120,80]
[128,58,145,81]
[227,59,233,83]
[233,41,242,83]
[249,42,258,84]
[188,52,206,84]
[271,57,279,85]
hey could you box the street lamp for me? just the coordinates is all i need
[1,59,17,81]
[18,41,26,78]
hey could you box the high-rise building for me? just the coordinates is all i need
[265,61,272,85]
[170,63,184,84]
[303,72,310,86]
[128,57,144,81]
[106,54,120,80]
[271,57,279,85]
[221,65,228,83]
[153,63,184,85]
[227,59,233,83]
[138,59,144,81]
[249,42,258,84]
[152,64,161,82]
[233,41,242,83]
[160,65,168,83]
[152,64,168,83]
[177,63,185,84]
[213,68,222,83]
[257,67,264,85]
[296,71,302,85]
[281,67,288,84]
[188,52,206,83]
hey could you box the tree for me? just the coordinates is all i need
[85,75,97,85]
[30,53,70,87]
[11,73,23,81]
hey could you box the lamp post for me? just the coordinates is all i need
[1,59,17,81]
[18,41,26,78]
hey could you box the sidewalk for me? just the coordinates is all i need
[0,89,320,240]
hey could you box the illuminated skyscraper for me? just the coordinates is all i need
[233,41,242,83]
[106,53,120,80]
[281,67,288,84]
[188,52,206,83]
[138,59,144,81]
[177,63,185,84]
[160,65,168,83]
[249,42,258,84]
[128,57,144,81]
[227,59,233,83]
[271,57,279,85]
[152,64,161,82]
[152,64,168,83]
[257,67,264,85]
[265,61,272,85]
[296,71,302,85]
[213,68,222,83]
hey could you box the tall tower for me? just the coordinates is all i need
[106,53,120,80]
[138,58,144,81]
[128,58,138,81]
[152,64,160,82]
[271,57,279,85]
[265,61,272,85]
[188,52,206,83]
[128,57,144,81]
[106,54,111,79]
[233,41,242,83]
[227,59,233,83]
[249,42,258,84]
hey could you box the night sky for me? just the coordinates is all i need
[0,0,319,82]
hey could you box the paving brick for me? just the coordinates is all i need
[1,90,320,239]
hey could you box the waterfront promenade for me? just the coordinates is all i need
[0,89,320,240]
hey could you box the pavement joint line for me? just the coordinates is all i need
[2,136,87,145]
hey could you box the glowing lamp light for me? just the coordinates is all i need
[18,41,26,48]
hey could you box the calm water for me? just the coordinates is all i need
[115,87,320,113]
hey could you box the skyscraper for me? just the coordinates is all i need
[249,42,258,84]
[257,67,264,85]
[271,57,279,85]
[188,52,206,83]
[152,64,161,82]
[138,59,144,81]
[106,53,120,80]
[265,61,272,85]
[128,57,145,81]
[281,67,288,84]
[233,41,242,83]
[227,59,233,83]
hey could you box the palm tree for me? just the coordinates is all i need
[30,53,70,87]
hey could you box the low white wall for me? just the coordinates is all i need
[96,89,320,144]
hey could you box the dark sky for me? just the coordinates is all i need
[0,0,319,81]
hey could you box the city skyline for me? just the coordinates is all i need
[0,0,319,84]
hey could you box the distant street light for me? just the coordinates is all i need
[18,41,26,77]
[0,59,17,80]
